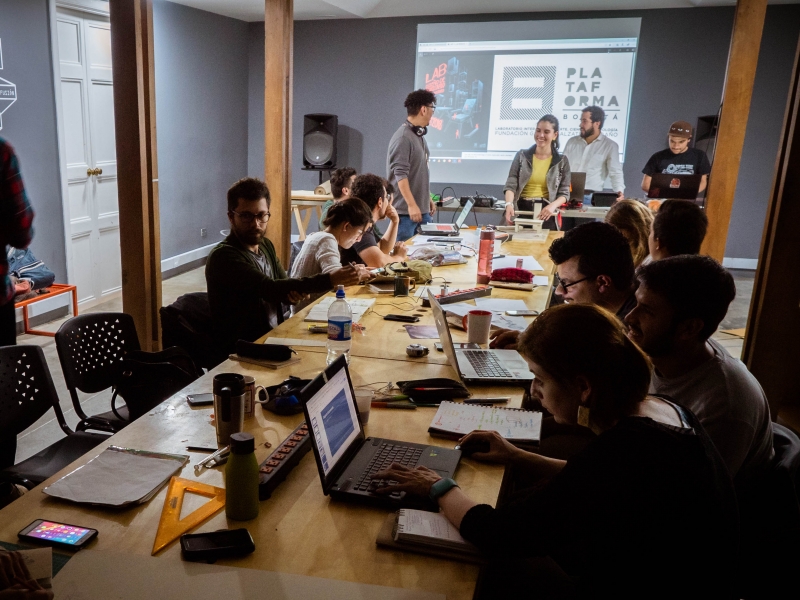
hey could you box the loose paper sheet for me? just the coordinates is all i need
[53,550,445,600]
[43,448,187,506]
[491,255,544,271]
[304,297,375,323]
[264,337,326,347]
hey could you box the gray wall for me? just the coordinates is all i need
[153,0,249,259]
[0,0,67,282]
[248,6,800,259]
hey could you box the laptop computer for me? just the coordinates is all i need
[300,355,462,509]
[428,290,534,385]
[420,198,474,236]
[570,171,586,200]
[647,173,702,200]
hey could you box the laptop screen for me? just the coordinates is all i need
[427,291,462,376]
[454,198,474,229]
[305,365,362,478]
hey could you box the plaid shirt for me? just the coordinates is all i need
[1,138,34,306]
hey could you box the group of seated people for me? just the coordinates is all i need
[205,171,776,597]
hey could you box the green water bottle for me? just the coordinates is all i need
[225,432,259,521]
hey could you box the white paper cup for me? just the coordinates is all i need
[355,390,372,424]
[466,310,493,346]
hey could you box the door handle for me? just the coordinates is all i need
[86,168,103,177]
[87,168,95,176]
[96,168,103,176]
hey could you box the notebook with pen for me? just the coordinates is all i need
[299,355,461,509]
[428,401,542,446]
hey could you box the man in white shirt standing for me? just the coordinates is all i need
[563,106,625,205]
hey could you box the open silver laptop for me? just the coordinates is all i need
[420,198,474,236]
[428,290,534,385]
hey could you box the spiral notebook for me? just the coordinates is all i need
[428,401,542,444]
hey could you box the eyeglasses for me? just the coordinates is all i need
[231,210,270,224]
[554,273,592,293]
[425,104,436,111]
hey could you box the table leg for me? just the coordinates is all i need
[293,206,306,241]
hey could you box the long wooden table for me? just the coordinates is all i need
[0,231,560,599]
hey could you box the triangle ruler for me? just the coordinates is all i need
[152,476,225,555]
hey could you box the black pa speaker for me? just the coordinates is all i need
[303,114,337,169]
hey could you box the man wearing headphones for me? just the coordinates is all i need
[387,89,436,241]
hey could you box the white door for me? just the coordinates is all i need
[57,9,121,305]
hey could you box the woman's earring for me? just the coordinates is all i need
[577,405,591,428]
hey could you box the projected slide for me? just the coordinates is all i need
[415,18,641,185]
[321,389,356,457]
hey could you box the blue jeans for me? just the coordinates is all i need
[397,213,432,241]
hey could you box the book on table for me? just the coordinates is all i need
[394,509,479,555]
[427,400,541,447]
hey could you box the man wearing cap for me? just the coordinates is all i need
[641,121,711,194]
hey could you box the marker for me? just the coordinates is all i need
[371,401,417,409]
[464,397,510,405]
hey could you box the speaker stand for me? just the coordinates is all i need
[301,167,334,186]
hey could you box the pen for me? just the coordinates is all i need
[371,401,417,409]
[186,446,218,453]
[464,398,510,404]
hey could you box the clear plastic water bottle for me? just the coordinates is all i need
[327,285,352,365]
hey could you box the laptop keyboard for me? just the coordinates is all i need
[354,443,423,492]
[463,350,513,378]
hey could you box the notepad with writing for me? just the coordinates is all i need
[394,509,478,553]
[428,401,542,444]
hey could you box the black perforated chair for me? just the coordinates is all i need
[55,313,141,433]
[0,345,107,489]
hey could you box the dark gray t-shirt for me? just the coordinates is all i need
[386,123,430,215]
[650,338,774,482]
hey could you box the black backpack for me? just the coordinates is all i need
[111,347,201,422]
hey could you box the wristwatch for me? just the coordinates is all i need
[429,477,459,501]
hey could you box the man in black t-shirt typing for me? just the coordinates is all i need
[641,120,711,194]
[339,174,408,267]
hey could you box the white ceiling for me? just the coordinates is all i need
[165,0,799,22]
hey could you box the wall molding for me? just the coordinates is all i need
[55,0,109,17]
[722,257,758,270]
[160,242,219,273]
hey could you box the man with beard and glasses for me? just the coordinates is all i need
[563,105,625,204]
[625,255,773,484]
[205,177,364,354]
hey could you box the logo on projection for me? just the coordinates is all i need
[499,66,555,121]
[0,40,17,131]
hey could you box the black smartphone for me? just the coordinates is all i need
[383,314,419,323]
[180,528,255,562]
[18,519,98,550]
[187,393,214,407]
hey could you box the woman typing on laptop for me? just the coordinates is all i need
[374,304,738,599]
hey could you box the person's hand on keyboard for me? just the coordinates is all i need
[489,328,520,350]
[372,463,442,497]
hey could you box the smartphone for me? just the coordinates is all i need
[187,393,214,407]
[19,519,98,550]
[435,342,480,352]
[180,528,255,562]
[383,314,419,323]
[505,310,539,316]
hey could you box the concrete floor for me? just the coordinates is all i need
[13,266,752,464]
[14,267,207,464]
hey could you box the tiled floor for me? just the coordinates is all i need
[13,267,753,464]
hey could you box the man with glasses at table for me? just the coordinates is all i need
[491,222,635,349]
[387,89,436,241]
[205,177,362,354]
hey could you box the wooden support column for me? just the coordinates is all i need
[109,0,162,351]
[701,0,768,261]
[743,35,800,420]
[264,0,293,266]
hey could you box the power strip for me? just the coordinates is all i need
[421,286,493,307]
[258,421,313,500]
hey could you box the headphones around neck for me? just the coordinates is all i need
[406,120,427,137]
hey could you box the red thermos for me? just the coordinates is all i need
[476,229,495,284]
